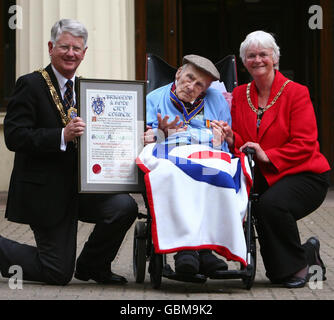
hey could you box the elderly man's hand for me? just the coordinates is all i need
[157,113,187,138]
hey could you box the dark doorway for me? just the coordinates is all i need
[142,0,318,85]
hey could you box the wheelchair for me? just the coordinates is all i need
[144,53,238,94]
[133,53,257,290]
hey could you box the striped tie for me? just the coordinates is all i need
[63,80,74,114]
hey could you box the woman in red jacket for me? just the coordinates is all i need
[223,30,331,288]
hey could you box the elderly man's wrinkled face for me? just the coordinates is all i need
[175,64,213,103]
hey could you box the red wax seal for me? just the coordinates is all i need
[92,164,102,174]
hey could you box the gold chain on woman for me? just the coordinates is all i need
[246,79,291,116]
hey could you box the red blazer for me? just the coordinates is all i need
[231,71,330,186]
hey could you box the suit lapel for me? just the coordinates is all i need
[42,64,66,126]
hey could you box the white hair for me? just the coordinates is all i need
[50,19,88,48]
[240,31,280,69]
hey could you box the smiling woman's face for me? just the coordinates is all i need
[244,45,277,79]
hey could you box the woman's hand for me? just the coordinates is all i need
[211,120,225,147]
[220,121,234,148]
[240,142,270,163]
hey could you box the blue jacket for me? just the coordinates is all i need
[146,83,231,151]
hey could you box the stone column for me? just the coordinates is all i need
[15,0,135,80]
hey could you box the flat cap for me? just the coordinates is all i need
[182,54,220,81]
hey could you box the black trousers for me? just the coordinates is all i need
[253,170,330,281]
[0,193,138,285]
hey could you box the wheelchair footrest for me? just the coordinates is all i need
[208,269,250,280]
[162,264,207,283]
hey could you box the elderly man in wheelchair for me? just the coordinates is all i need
[137,54,251,280]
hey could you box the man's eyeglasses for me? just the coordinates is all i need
[56,44,84,54]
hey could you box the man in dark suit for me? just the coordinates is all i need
[0,19,138,285]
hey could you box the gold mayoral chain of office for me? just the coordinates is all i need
[38,68,77,127]
[246,79,291,127]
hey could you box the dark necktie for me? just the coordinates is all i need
[63,80,74,114]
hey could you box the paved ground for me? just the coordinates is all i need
[0,189,333,302]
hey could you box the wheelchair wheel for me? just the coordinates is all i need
[242,223,257,290]
[149,247,163,289]
[133,221,147,283]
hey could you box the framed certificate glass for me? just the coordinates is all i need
[78,79,146,193]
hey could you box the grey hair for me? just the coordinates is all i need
[50,19,88,48]
[180,63,190,72]
[240,30,280,69]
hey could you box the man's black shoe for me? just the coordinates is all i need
[174,251,200,275]
[74,267,128,285]
[198,249,228,277]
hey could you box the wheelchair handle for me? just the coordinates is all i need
[243,147,256,181]
[242,147,256,155]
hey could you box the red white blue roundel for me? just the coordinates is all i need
[152,143,242,191]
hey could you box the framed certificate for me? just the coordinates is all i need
[78,78,146,193]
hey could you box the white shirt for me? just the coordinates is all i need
[51,65,76,151]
